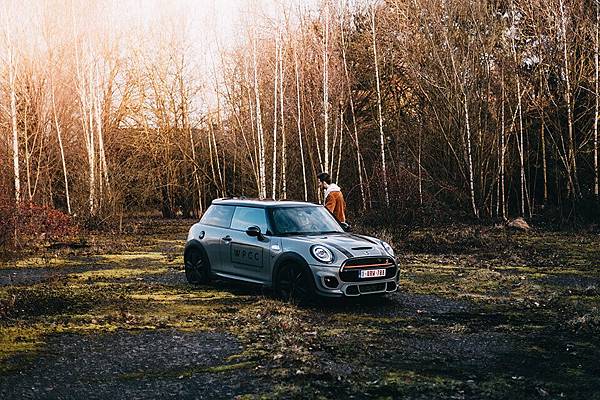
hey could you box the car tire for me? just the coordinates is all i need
[184,247,210,285]
[275,262,316,306]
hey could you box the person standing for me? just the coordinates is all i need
[317,172,346,224]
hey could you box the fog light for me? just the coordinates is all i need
[323,276,338,288]
[346,285,359,295]
[386,281,397,291]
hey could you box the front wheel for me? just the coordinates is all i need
[184,248,210,285]
[275,263,316,305]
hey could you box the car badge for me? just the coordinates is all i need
[364,250,369,255]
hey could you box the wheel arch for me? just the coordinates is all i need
[271,252,310,284]
[184,239,209,262]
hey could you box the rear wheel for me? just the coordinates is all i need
[184,248,210,284]
[275,263,315,305]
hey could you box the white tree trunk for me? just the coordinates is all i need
[541,117,548,204]
[74,35,96,214]
[559,0,578,198]
[294,46,308,201]
[323,1,330,174]
[244,61,261,194]
[336,108,343,184]
[272,35,279,199]
[310,98,324,173]
[517,76,526,216]
[594,0,600,200]
[23,104,32,201]
[330,105,339,176]
[252,36,267,199]
[418,118,423,205]
[500,77,506,219]
[8,40,21,204]
[183,85,202,214]
[207,117,218,193]
[215,88,226,196]
[94,65,110,202]
[371,4,390,206]
[509,11,528,216]
[279,37,287,200]
[463,91,478,218]
[340,4,366,209]
[51,82,71,214]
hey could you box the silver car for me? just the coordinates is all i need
[184,199,399,302]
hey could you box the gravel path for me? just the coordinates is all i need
[0,265,113,287]
[1,330,262,400]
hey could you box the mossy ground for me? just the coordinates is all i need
[1,219,599,399]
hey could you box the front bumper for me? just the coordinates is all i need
[309,262,399,297]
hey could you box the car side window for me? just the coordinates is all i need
[230,207,268,233]
[200,205,235,228]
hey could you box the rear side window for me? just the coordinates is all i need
[200,205,234,228]
[230,207,268,233]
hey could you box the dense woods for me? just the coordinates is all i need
[1,0,599,230]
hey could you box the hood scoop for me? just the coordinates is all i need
[352,246,373,250]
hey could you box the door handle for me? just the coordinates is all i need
[222,235,232,243]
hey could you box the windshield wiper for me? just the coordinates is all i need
[278,231,307,236]
[278,230,341,236]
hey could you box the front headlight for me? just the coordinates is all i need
[310,245,334,263]
[381,241,395,257]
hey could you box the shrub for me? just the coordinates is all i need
[0,201,79,250]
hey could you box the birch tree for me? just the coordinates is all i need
[371,3,389,206]
[340,1,366,209]
[272,34,279,199]
[50,74,71,214]
[322,1,330,174]
[3,12,21,204]
[252,35,267,199]
[294,44,308,201]
[595,0,599,199]
[279,35,287,200]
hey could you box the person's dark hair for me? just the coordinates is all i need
[317,172,332,184]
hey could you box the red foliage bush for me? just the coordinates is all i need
[0,201,79,248]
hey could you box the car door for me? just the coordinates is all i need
[198,204,235,272]
[222,206,272,282]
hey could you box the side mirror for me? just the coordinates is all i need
[340,222,351,232]
[246,226,263,239]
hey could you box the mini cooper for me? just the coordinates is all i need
[184,199,399,302]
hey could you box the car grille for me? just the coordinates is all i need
[359,283,386,293]
[339,257,397,282]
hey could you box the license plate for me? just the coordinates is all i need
[359,269,386,279]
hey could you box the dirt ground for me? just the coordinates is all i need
[1,219,599,399]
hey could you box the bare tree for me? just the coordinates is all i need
[3,10,21,204]
[340,1,366,209]
[252,35,267,199]
[279,34,287,200]
[594,0,600,200]
[371,3,389,206]
[272,34,279,199]
[559,0,579,199]
[294,44,308,201]
[323,0,330,174]
[50,74,71,214]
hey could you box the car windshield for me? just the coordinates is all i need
[269,206,343,235]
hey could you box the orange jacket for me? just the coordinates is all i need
[325,190,346,223]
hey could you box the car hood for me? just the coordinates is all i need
[283,232,389,259]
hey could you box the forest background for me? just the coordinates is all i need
[1,0,599,246]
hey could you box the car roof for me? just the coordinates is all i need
[211,198,320,208]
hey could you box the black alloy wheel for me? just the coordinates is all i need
[184,249,210,284]
[276,263,315,305]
